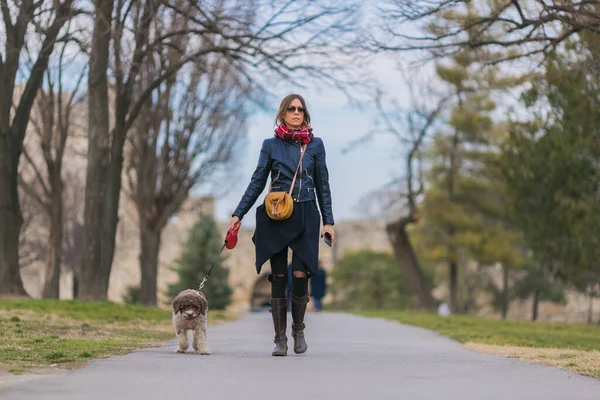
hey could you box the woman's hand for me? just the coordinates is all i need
[229,216,241,231]
[321,224,335,242]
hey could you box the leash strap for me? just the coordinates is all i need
[198,242,226,292]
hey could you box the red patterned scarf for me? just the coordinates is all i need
[274,124,314,145]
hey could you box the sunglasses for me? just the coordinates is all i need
[286,106,305,113]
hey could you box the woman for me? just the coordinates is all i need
[229,94,335,356]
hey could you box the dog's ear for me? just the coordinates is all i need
[172,298,182,314]
[199,296,208,315]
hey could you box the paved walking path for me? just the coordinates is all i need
[1,312,598,400]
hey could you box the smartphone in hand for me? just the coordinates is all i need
[323,232,332,247]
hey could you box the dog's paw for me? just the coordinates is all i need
[175,348,186,354]
[196,347,211,355]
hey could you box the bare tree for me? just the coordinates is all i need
[128,53,249,306]
[19,40,85,298]
[375,1,600,63]
[347,85,449,310]
[383,94,449,311]
[80,0,363,300]
[0,0,76,296]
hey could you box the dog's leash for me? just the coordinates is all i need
[198,222,240,292]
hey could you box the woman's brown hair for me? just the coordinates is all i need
[274,94,311,127]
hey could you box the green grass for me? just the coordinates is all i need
[356,310,600,351]
[0,299,172,322]
[0,299,231,374]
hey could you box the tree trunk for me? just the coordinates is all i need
[447,130,460,313]
[501,265,509,320]
[449,259,458,313]
[386,217,436,311]
[42,180,63,298]
[139,221,161,306]
[596,284,600,326]
[587,289,594,325]
[531,291,539,321]
[66,220,84,299]
[80,0,115,301]
[72,272,79,299]
[99,122,127,300]
[0,134,27,297]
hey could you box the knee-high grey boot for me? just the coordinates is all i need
[291,292,309,354]
[270,298,288,356]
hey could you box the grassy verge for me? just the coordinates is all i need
[0,299,232,374]
[356,310,600,378]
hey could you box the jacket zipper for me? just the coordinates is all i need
[271,171,281,188]
[304,168,314,186]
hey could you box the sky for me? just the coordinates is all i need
[7,1,438,230]
[207,54,435,228]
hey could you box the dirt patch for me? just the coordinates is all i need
[464,343,600,379]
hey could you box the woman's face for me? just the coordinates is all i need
[283,98,304,129]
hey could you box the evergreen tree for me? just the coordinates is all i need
[417,48,524,314]
[501,35,600,285]
[407,2,528,314]
[166,214,232,310]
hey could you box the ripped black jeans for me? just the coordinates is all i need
[269,247,308,299]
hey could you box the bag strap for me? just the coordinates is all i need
[267,144,308,195]
[288,144,308,196]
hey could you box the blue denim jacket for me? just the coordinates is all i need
[233,136,334,225]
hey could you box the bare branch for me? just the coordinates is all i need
[0,0,13,34]
[129,41,250,232]
[373,0,600,64]
[405,93,452,212]
[12,0,75,144]
[511,0,526,23]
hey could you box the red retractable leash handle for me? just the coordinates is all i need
[199,222,241,292]
[224,222,241,250]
